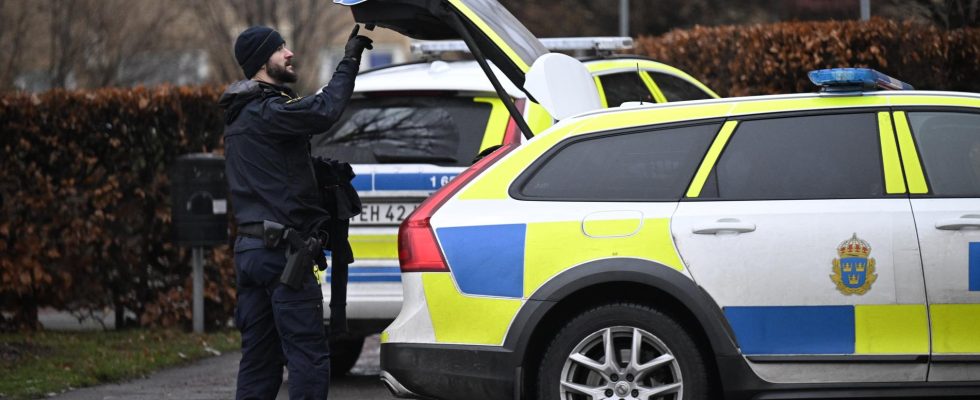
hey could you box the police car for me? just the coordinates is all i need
[333,0,980,398]
[314,12,716,376]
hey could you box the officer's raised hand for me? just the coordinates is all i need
[344,25,373,61]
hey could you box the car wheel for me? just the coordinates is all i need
[536,303,709,400]
[329,334,365,377]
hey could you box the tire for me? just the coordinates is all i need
[536,303,709,400]
[329,335,365,377]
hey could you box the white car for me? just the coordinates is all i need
[313,37,717,374]
[333,0,980,398]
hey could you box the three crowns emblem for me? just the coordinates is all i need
[830,233,877,295]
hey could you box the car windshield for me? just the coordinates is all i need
[310,95,493,166]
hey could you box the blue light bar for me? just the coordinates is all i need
[808,68,914,92]
[333,0,367,5]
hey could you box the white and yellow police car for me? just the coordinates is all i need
[333,0,980,398]
[314,10,716,375]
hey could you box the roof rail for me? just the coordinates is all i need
[411,37,634,58]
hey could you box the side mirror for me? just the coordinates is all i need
[524,53,602,120]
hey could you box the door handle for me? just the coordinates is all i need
[692,218,756,235]
[936,214,980,231]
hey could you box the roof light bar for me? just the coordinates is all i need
[411,37,634,56]
[541,37,634,52]
[808,68,914,92]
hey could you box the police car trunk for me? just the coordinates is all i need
[330,0,607,389]
[318,0,604,375]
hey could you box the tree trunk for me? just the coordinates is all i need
[115,303,126,330]
[15,293,40,331]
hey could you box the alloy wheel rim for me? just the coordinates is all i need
[558,326,682,400]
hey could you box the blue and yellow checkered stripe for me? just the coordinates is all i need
[434,219,684,299]
[726,304,980,355]
[725,305,930,355]
[424,218,683,345]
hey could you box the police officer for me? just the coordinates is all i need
[220,25,372,400]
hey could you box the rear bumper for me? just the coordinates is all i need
[380,342,516,400]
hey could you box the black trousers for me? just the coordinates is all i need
[234,237,330,400]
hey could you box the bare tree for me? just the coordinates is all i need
[79,0,187,87]
[0,1,40,91]
[46,0,82,88]
[37,0,192,90]
[185,0,353,93]
[922,0,980,28]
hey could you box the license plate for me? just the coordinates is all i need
[351,202,419,225]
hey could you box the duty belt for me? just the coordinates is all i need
[238,223,264,239]
[238,221,288,249]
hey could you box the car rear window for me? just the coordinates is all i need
[310,96,493,166]
[516,123,720,201]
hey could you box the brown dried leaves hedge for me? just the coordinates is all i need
[636,18,980,96]
[0,86,231,330]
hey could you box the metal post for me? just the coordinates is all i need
[860,0,870,21]
[192,246,204,333]
[619,0,630,37]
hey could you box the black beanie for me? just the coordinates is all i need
[235,26,286,79]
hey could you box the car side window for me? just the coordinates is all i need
[597,72,656,107]
[700,113,884,200]
[908,111,980,197]
[518,123,719,201]
[648,72,713,101]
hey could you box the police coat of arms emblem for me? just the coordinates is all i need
[831,233,877,295]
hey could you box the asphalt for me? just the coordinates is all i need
[47,335,395,400]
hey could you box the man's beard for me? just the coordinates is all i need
[267,61,298,83]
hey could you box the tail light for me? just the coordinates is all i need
[397,117,522,273]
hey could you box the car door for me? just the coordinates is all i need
[671,110,929,383]
[894,109,980,381]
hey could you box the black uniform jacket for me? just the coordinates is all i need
[220,58,359,236]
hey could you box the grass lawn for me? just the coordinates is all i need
[0,329,240,399]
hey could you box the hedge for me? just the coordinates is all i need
[635,18,980,96]
[2,18,979,331]
[0,86,231,331]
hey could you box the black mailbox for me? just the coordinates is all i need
[171,153,228,246]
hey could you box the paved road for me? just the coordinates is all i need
[50,335,395,400]
[43,328,956,400]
